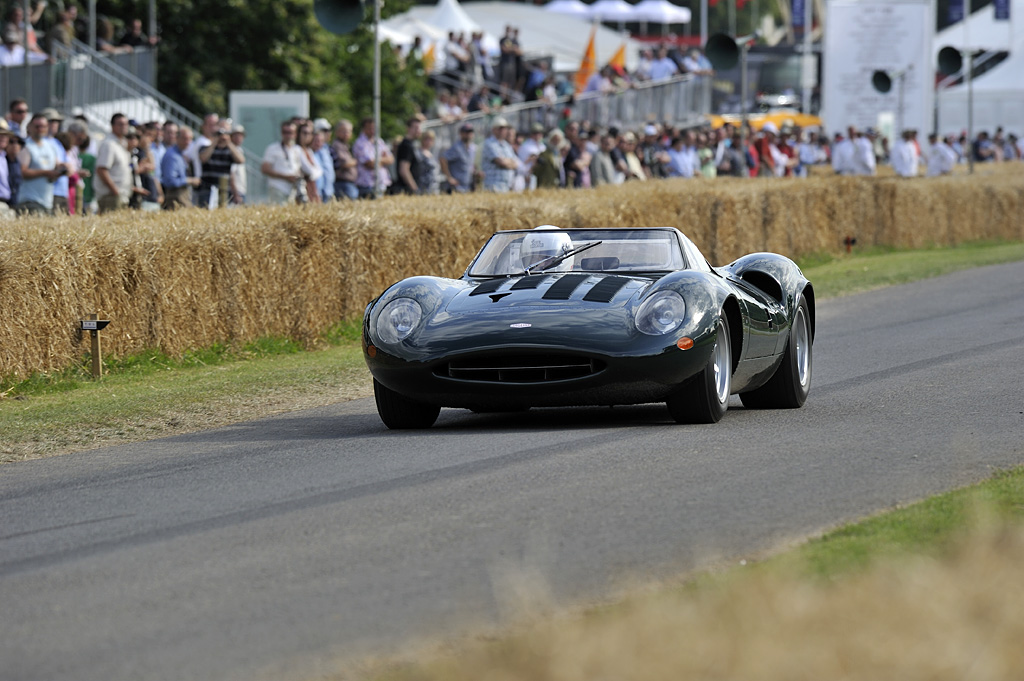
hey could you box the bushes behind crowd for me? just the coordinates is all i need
[2,166,1023,381]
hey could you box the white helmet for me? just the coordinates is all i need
[521,226,573,272]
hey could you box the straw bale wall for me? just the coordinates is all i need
[1,166,1022,380]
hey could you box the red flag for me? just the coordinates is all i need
[736,0,747,8]
[574,26,597,94]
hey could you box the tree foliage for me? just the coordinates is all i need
[87,0,433,138]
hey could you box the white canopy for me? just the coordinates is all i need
[428,0,481,35]
[588,0,637,23]
[631,0,692,25]
[544,0,592,18]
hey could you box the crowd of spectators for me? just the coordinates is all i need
[3,97,1021,218]
[0,0,155,65]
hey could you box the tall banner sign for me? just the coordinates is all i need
[994,0,1010,20]
[793,0,806,26]
[947,0,963,23]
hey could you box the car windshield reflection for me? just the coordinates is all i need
[468,229,687,277]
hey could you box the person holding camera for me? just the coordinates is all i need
[16,113,65,215]
[198,124,244,208]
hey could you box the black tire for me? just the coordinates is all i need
[740,295,812,409]
[666,313,732,424]
[373,378,440,429]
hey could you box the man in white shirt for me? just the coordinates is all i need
[925,133,957,177]
[94,113,135,213]
[851,127,877,176]
[260,121,304,204]
[890,129,919,177]
[831,129,856,176]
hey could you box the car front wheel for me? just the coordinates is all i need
[666,313,732,424]
[373,379,441,429]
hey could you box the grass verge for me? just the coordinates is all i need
[2,240,1023,464]
[354,466,1024,681]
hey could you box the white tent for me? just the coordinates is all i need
[588,0,637,23]
[544,0,592,18]
[935,0,1024,135]
[428,0,481,35]
[631,0,692,25]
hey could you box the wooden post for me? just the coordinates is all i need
[89,313,102,378]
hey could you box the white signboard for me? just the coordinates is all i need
[822,0,934,140]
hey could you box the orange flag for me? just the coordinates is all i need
[423,42,436,72]
[609,42,627,72]
[574,25,597,93]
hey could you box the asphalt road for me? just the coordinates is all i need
[2,262,1022,681]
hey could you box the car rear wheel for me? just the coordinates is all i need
[739,295,812,409]
[666,313,732,424]
[373,378,441,429]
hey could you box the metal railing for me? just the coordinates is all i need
[424,73,710,148]
[48,39,268,202]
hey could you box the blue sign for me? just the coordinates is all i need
[793,0,805,27]
[994,0,1009,20]
[948,0,964,23]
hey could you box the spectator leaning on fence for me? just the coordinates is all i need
[160,126,200,210]
[440,122,477,193]
[261,121,304,205]
[331,119,359,200]
[94,114,136,213]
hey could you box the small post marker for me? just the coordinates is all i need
[79,314,111,379]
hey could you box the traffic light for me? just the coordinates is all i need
[314,0,366,35]
[938,46,963,76]
[871,70,892,94]
[705,33,739,71]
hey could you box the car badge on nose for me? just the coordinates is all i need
[510,323,532,328]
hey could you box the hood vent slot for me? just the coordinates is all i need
[582,276,630,303]
[510,274,549,290]
[542,274,589,300]
[469,279,507,296]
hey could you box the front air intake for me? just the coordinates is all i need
[438,354,605,383]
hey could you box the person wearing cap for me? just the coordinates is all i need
[17,113,65,215]
[94,113,136,213]
[198,121,244,208]
[352,117,393,198]
[441,123,477,193]
[481,116,518,193]
[330,119,358,200]
[532,128,566,189]
[38,107,73,213]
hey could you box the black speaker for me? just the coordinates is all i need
[871,70,892,94]
[705,33,739,71]
[314,0,366,35]
[938,46,963,76]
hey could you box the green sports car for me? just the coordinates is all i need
[363,226,814,429]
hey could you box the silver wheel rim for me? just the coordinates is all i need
[712,318,731,404]
[794,306,810,388]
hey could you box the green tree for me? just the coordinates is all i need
[89,0,433,137]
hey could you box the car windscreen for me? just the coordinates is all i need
[467,229,688,277]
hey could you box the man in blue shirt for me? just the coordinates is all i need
[160,126,200,210]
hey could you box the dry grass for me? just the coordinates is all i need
[2,166,1022,380]
[357,519,1024,681]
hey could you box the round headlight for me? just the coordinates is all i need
[376,298,423,344]
[636,291,686,336]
